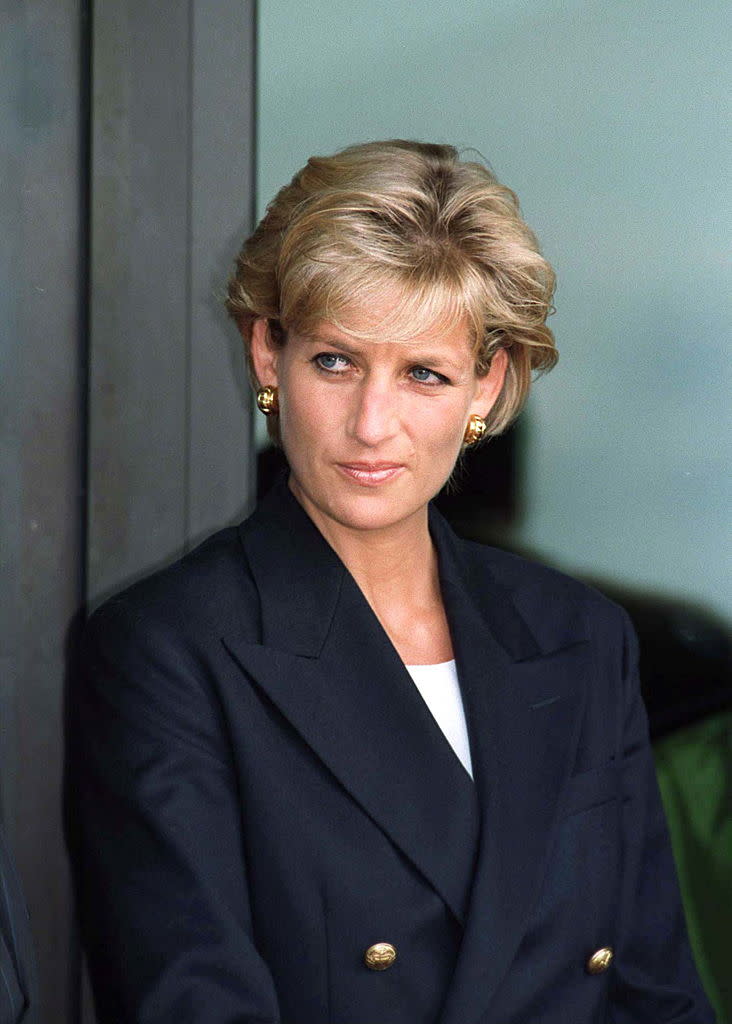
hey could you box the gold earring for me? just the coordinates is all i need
[463,414,487,446]
[256,386,279,415]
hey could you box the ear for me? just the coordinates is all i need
[469,347,508,418]
[250,318,281,388]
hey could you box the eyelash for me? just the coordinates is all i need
[312,353,450,386]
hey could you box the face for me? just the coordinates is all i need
[250,304,507,542]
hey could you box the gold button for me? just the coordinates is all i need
[586,947,614,975]
[364,942,397,971]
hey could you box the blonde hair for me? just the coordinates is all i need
[226,139,557,440]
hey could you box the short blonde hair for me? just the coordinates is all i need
[226,139,557,439]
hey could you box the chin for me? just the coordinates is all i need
[290,463,446,536]
[322,487,432,535]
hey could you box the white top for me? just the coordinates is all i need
[404,659,474,779]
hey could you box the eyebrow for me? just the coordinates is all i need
[303,334,363,357]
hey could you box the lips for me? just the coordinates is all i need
[336,462,406,485]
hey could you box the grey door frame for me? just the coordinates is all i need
[88,0,257,605]
[2,2,256,1020]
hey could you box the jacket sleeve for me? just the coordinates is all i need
[67,596,281,1024]
[609,608,717,1023]
[0,826,39,1024]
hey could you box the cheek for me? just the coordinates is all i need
[280,381,340,449]
[413,399,470,453]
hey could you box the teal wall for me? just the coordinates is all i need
[257,0,731,619]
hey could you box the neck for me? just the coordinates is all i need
[288,478,441,613]
[287,475,454,664]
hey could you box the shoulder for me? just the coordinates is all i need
[85,523,259,655]
[457,535,631,652]
[77,525,262,753]
[468,538,610,607]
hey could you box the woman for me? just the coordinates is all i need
[69,140,713,1023]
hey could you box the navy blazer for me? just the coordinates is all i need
[68,477,714,1024]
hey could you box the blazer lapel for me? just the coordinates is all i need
[223,479,480,925]
[430,510,587,1024]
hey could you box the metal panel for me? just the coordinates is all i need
[2,0,255,1018]
[188,0,257,543]
[88,0,255,605]
[0,0,85,1019]
[88,2,192,601]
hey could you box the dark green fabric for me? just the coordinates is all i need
[655,710,732,1024]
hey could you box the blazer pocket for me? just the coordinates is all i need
[558,761,620,820]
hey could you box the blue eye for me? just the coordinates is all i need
[410,366,447,385]
[314,353,350,372]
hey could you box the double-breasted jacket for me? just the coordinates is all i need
[68,477,714,1023]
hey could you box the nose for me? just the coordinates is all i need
[348,376,400,447]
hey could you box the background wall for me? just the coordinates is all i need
[2,2,256,1019]
[258,0,731,621]
[2,2,86,1017]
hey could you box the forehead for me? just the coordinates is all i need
[301,318,473,358]
[294,288,475,356]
